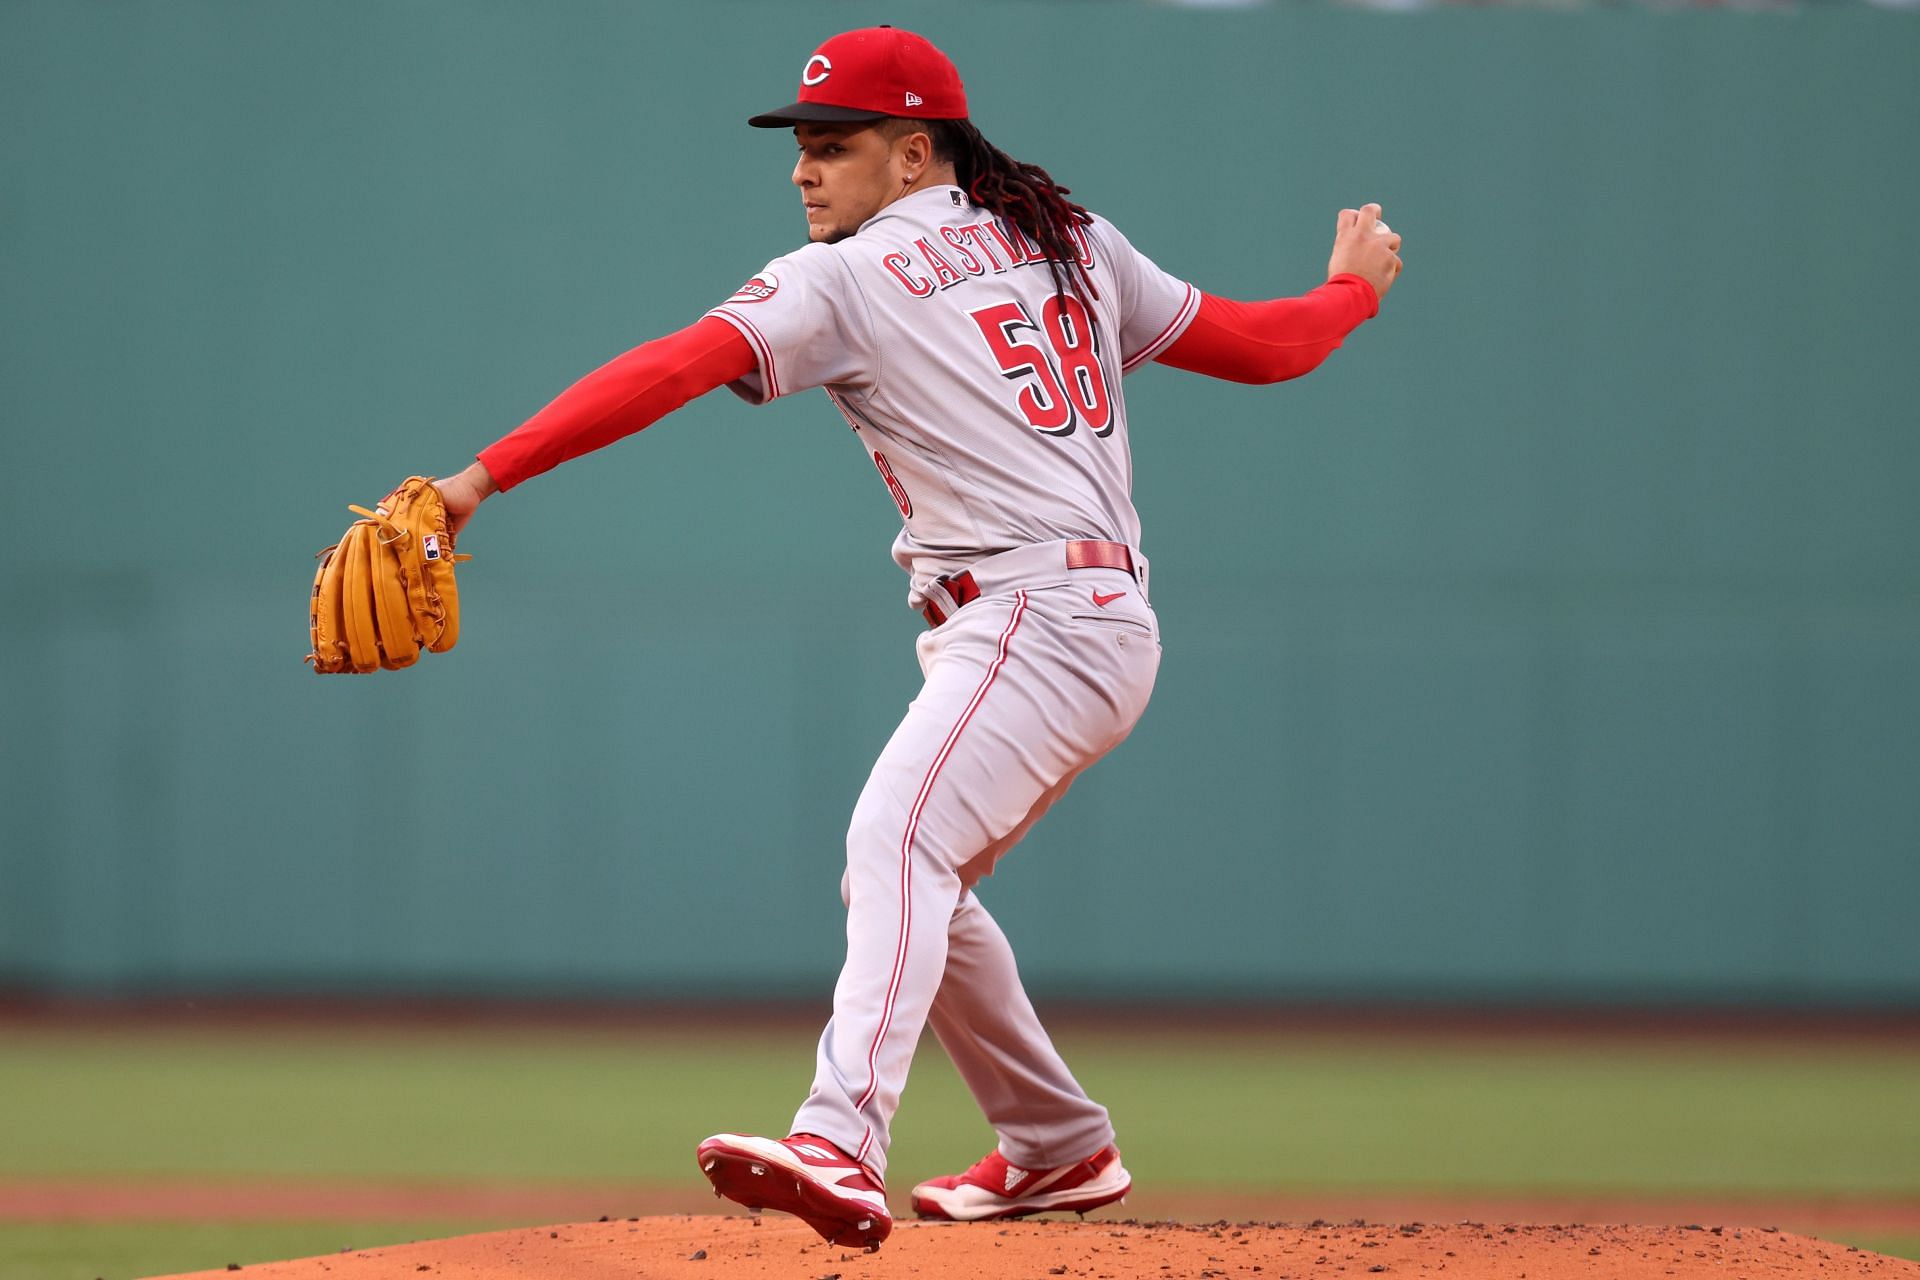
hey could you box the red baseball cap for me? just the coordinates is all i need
[748,26,968,128]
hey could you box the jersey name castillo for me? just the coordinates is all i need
[706,185,1198,609]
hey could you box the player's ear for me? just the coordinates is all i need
[898,127,934,173]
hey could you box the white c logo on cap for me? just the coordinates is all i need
[802,54,831,86]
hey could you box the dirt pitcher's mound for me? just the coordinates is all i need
[150,1215,1918,1279]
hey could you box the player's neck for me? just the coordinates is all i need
[890,162,960,207]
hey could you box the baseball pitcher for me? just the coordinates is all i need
[427,26,1401,1251]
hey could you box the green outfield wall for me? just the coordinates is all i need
[3,1,1917,1005]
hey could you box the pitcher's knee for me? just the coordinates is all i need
[843,791,909,901]
[845,791,897,859]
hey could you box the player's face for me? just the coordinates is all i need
[791,123,911,244]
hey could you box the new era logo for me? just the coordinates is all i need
[904,91,923,107]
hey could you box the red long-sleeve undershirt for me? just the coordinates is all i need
[475,275,1379,492]
[477,316,756,492]
[1156,273,1378,384]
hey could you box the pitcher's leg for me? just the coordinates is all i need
[792,590,1157,1181]
[929,890,1115,1168]
[792,596,1061,1179]
[793,824,963,1179]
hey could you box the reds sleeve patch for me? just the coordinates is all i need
[728,272,780,304]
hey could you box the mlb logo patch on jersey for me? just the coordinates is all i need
[728,272,780,304]
[423,534,441,561]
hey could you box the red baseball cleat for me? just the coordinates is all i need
[696,1132,893,1250]
[910,1143,1131,1221]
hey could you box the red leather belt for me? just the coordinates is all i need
[921,540,1137,629]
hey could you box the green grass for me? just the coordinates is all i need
[4,1024,1914,1195]
[0,1221,490,1280]
[1,1022,1916,1277]
[1071,1037,1920,1195]
[1848,1237,1920,1263]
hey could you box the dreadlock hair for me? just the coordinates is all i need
[881,116,1097,304]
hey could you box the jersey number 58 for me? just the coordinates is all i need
[968,295,1113,438]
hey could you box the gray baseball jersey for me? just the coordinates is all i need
[705,184,1197,610]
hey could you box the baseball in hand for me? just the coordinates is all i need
[1374,219,1393,237]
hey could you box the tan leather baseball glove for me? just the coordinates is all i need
[307,476,470,674]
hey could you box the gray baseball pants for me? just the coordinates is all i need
[790,553,1160,1182]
